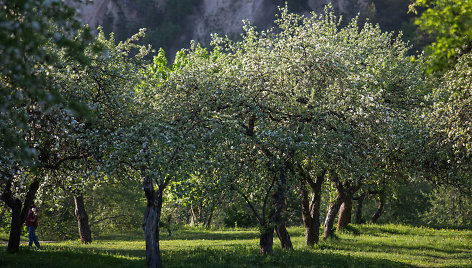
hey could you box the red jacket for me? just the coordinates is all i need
[25,206,39,227]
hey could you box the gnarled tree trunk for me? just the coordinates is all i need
[371,192,385,224]
[323,173,345,240]
[269,168,293,250]
[300,183,316,246]
[323,193,344,240]
[189,205,197,227]
[323,175,361,240]
[299,169,325,247]
[259,224,274,254]
[6,200,22,253]
[204,206,214,229]
[354,192,367,224]
[142,176,164,268]
[275,221,292,249]
[337,182,361,231]
[74,194,92,243]
[337,197,353,231]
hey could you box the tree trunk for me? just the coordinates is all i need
[300,170,324,247]
[204,206,214,229]
[74,194,92,243]
[337,197,353,231]
[300,183,316,246]
[354,192,366,224]
[323,194,344,240]
[371,193,385,224]
[275,222,293,249]
[269,168,293,250]
[310,189,322,245]
[323,173,346,240]
[143,198,162,268]
[324,176,361,239]
[189,205,197,227]
[1,177,40,253]
[143,176,163,268]
[7,200,22,253]
[259,225,274,254]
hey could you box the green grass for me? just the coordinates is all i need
[1,224,471,267]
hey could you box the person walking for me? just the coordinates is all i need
[25,203,41,249]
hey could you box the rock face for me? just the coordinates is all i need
[308,0,369,14]
[185,0,277,44]
[68,0,370,52]
[66,0,165,32]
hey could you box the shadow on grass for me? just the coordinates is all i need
[321,235,472,263]
[0,245,413,268]
[162,247,414,268]
[0,247,144,268]
[326,238,467,254]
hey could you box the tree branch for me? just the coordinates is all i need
[43,153,89,170]
[262,175,277,224]
[230,183,263,225]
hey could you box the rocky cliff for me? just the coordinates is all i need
[67,0,383,54]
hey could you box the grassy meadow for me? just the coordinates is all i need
[1,224,471,267]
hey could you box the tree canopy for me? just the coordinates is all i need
[410,0,472,74]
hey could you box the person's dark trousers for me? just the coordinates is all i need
[27,226,41,249]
